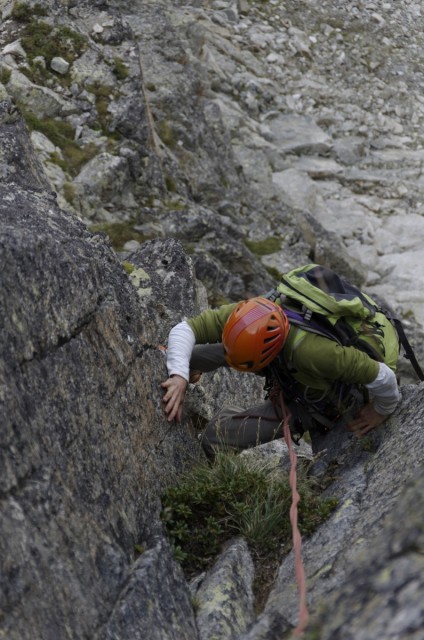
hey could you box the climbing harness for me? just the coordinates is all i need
[279,391,309,637]
[265,358,366,435]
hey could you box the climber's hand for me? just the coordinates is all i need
[161,375,188,423]
[345,402,386,437]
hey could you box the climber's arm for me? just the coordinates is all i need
[346,362,400,436]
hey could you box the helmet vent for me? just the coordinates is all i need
[223,297,289,372]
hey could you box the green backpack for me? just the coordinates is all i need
[267,263,423,380]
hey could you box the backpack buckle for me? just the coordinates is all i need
[264,288,279,303]
[302,306,312,321]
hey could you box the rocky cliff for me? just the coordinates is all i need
[1,1,424,639]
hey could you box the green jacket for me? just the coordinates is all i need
[188,302,399,411]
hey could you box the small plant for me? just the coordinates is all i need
[20,108,98,176]
[360,435,376,453]
[161,450,338,576]
[86,81,120,134]
[11,2,47,21]
[157,120,177,149]
[300,624,323,640]
[113,57,129,81]
[165,199,186,211]
[19,59,48,87]
[63,181,76,205]
[22,109,75,147]
[20,21,87,65]
[164,174,177,193]
[49,151,67,171]
[0,67,11,84]
[61,142,98,176]
[122,261,135,275]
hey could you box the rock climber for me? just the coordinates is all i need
[161,286,401,458]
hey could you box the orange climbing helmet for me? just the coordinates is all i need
[222,297,289,372]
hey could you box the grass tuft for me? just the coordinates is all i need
[112,57,129,80]
[11,2,47,22]
[20,21,87,65]
[161,449,338,577]
[20,108,98,176]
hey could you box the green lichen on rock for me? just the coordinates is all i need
[122,261,135,275]
[127,267,152,299]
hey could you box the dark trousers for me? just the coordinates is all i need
[190,344,317,457]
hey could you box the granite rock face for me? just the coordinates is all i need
[238,383,424,639]
[1,2,424,639]
[0,0,376,314]
[0,108,203,639]
[2,0,424,326]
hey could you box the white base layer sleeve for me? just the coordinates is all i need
[365,361,401,415]
[166,321,196,382]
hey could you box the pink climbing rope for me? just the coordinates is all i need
[280,391,309,637]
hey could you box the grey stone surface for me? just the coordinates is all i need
[193,537,255,640]
[101,538,198,640]
[1,1,424,639]
[239,384,424,639]
[0,109,203,639]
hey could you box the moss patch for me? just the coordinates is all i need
[88,220,148,251]
[112,57,129,81]
[0,67,11,85]
[21,109,98,176]
[86,81,121,136]
[157,119,177,149]
[122,261,135,275]
[20,21,87,65]
[265,265,283,281]
[245,236,282,256]
[11,2,47,21]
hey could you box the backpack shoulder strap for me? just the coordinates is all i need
[283,308,342,343]
[266,274,424,380]
[387,316,424,381]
